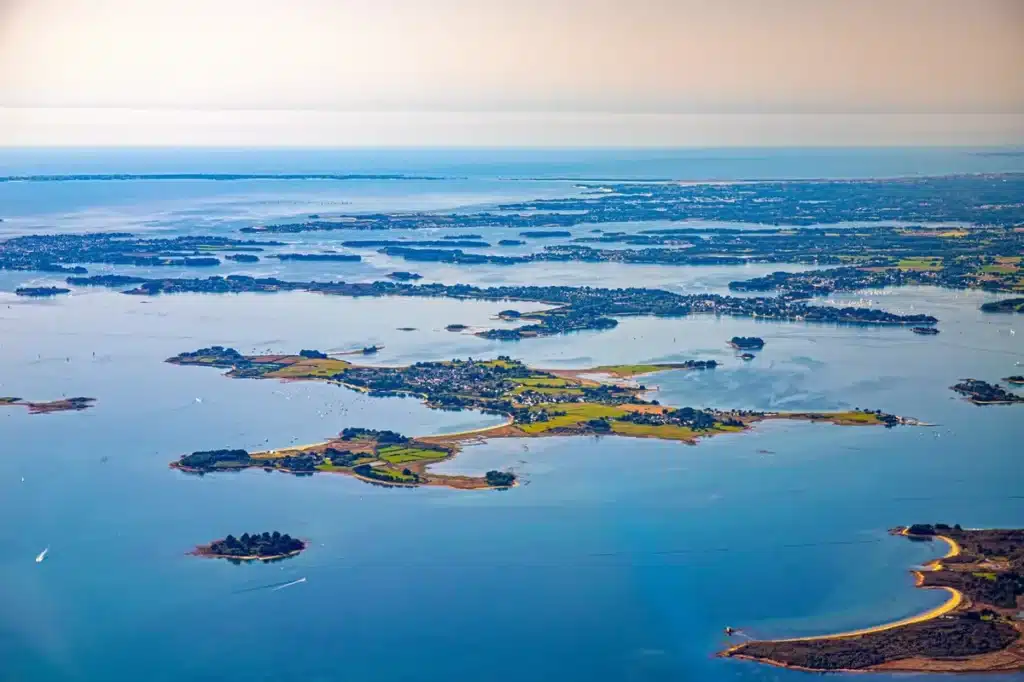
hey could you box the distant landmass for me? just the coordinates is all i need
[0,173,445,182]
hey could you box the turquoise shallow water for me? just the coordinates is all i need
[1,149,1023,681]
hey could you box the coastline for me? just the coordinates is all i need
[718,528,1024,674]
[721,532,962,668]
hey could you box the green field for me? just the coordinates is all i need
[519,403,628,434]
[363,467,418,483]
[378,445,449,464]
[898,257,943,271]
[594,364,672,377]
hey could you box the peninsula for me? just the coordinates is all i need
[166,347,916,489]
[981,298,1024,313]
[191,531,306,562]
[951,379,1024,405]
[720,524,1024,673]
[0,396,96,414]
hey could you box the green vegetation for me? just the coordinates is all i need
[898,257,943,271]
[518,403,628,434]
[169,348,913,488]
[378,445,449,464]
[196,531,305,561]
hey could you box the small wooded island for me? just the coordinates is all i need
[1005,376,1024,386]
[911,326,940,335]
[729,336,765,350]
[15,286,70,297]
[192,531,306,562]
[0,396,95,414]
[166,347,919,490]
[951,379,1024,405]
[720,524,1024,673]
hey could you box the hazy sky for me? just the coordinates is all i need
[1,0,1022,146]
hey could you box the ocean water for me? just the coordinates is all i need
[1,148,1022,681]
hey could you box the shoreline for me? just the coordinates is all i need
[720,528,958,655]
[717,528,1024,674]
[762,532,961,644]
[190,541,307,563]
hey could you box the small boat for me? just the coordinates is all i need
[35,547,49,563]
[724,626,735,636]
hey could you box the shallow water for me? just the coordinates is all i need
[1,149,1022,681]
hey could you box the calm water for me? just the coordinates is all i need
[1,149,1022,681]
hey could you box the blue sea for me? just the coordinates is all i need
[1,148,1022,681]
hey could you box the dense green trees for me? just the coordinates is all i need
[485,470,516,487]
[206,531,304,558]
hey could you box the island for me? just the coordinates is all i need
[225,253,259,263]
[272,253,361,262]
[520,230,572,238]
[446,324,469,332]
[164,347,918,489]
[66,275,939,340]
[730,336,765,350]
[239,176,1024,237]
[343,239,490,249]
[982,298,1024,313]
[190,531,306,562]
[498,239,525,246]
[911,326,940,335]
[1005,376,1024,386]
[387,271,422,281]
[14,286,70,297]
[719,524,1024,673]
[221,175,1024,292]
[0,396,95,414]
[951,379,1024,405]
[0,232,280,274]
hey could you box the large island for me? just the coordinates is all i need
[68,275,938,341]
[166,346,917,489]
[720,525,1024,673]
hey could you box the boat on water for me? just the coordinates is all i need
[35,547,49,563]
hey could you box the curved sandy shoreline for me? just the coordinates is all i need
[720,531,967,672]
[769,533,962,644]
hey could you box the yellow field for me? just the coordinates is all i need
[265,358,351,378]
[513,376,575,388]
[511,385,584,396]
[592,364,671,377]
[609,421,701,441]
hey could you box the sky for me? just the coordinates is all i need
[1,0,1022,146]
